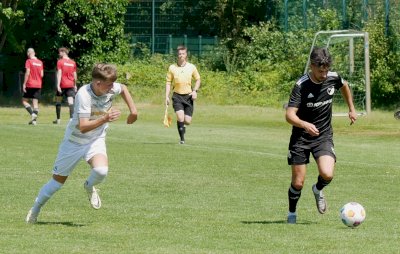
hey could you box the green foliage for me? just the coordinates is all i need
[0,3,25,53]
[54,0,131,80]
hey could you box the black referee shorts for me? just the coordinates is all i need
[172,92,194,117]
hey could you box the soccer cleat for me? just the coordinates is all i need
[26,209,38,224]
[84,182,101,209]
[179,140,185,144]
[312,184,327,214]
[53,119,61,124]
[287,212,297,224]
[28,120,37,125]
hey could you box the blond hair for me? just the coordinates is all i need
[92,63,117,82]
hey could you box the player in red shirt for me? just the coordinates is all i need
[53,47,78,124]
[22,48,44,125]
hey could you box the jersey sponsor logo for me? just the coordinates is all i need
[306,98,333,108]
[307,93,314,98]
[32,62,42,67]
[64,63,75,67]
[327,87,335,95]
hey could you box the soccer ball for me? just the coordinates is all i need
[340,202,366,228]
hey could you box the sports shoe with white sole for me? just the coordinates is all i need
[53,119,61,124]
[287,212,297,224]
[29,113,38,125]
[26,209,38,224]
[312,184,327,214]
[84,182,101,209]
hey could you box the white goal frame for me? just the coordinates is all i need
[304,30,371,115]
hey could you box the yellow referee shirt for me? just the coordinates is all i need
[166,63,200,94]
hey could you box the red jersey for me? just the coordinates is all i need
[57,58,77,88]
[25,58,43,88]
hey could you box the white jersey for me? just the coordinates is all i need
[65,82,122,144]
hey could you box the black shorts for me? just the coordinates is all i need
[172,92,194,117]
[56,88,76,98]
[23,88,41,99]
[287,137,336,165]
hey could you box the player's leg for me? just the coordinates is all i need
[287,164,306,224]
[54,91,62,124]
[176,110,186,144]
[84,138,108,209]
[26,140,83,223]
[22,97,33,115]
[312,140,336,214]
[287,139,310,224]
[67,96,74,119]
[172,93,186,143]
[30,89,40,124]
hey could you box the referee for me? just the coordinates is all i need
[165,45,201,144]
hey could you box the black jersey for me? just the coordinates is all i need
[288,72,345,141]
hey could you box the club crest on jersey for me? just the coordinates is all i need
[327,87,335,95]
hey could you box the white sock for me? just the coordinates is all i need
[85,167,108,189]
[32,178,63,214]
[288,211,297,216]
[313,184,320,194]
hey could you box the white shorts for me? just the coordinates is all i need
[52,137,107,176]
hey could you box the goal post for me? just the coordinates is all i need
[305,30,371,115]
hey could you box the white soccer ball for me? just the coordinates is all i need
[340,202,366,228]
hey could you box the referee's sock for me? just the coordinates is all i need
[177,121,185,141]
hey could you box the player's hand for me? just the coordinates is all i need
[165,97,170,106]
[127,112,138,124]
[302,121,319,136]
[190,90,198,100]
[105,108,121,122]
[22,85,26,93]
[349,110,357,125]
[57,86,62,93]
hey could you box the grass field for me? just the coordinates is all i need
[0,103,399,253]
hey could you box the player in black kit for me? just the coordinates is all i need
[285,47,357,224]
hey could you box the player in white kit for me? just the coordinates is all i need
[26,63,138,223]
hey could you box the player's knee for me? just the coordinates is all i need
[320,173,334,181]
[93,166,108,177]
[291,181,304,190]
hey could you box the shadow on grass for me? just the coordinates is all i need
[35,221,86,227]
[241,220,316,225]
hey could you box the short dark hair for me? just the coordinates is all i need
[310,47,332,67]
[58,47,69,55]
[177,45,187,52]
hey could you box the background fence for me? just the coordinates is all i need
[125,0,400,54]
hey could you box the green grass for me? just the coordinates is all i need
[0,104,399,253]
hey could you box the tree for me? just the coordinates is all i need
[0,0,24,53]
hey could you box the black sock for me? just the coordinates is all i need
[56,103,61,119]
[288,184,302,213]
[177,121,185,141]
[25,106,33,115]
[68,104,74,118]
[33,109,39,117]
[316,175,332,191]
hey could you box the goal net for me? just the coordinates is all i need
[305,30,371,116]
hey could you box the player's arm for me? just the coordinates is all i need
[340,81,357,124]
[191,78,201,100]
[56,69,62,93]
[286,106,320,136]
[73,71,78,92]
[120,84,138,124]
[78,110,121,133]
[22,68,30,93]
